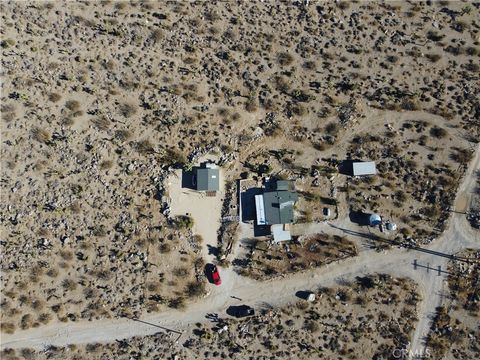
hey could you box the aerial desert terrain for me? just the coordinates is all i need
[1,0,479,359]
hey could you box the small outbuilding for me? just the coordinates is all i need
[194,163,219,191]
[352,161,376,176]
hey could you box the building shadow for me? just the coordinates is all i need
[207,244,218,256]
[338,160,355,176]
[181,169,196,189]
[241,187,263,222]
[349,210,370,226]
[253,224,271,237]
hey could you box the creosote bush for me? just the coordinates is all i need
[31,127,51,143]
[65,100,81,111]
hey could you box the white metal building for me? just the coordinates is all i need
[352,161,376,176]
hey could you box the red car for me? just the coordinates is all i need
[211,265,221,286]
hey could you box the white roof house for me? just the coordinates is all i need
[352,161,376,176]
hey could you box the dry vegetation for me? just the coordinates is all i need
[427,249,480,359]
[2,274,420,360]
[235,234,357,280]
[1,0,478,341]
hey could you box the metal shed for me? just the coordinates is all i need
[352,161,376,176]
[195,166,219,191]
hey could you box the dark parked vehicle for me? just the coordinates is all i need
[226,305,255,318]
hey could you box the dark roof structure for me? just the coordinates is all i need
[195,167,219,191]
[255,180,298,225]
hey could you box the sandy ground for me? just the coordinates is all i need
[1,0,479,358]
[167,167,225,263]
[1,145,478,356]
[3,274,421,360]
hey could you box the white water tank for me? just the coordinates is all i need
[369,214,382,226]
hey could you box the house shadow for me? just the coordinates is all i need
[349,210,370,226]
[338,160,355,176]
[253,224,271,237]
[240,187,263,222]
[181,169,196,189]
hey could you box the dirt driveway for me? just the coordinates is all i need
[166,169,225,264]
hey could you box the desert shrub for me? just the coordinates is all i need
[65,100,81,111]
[119,103,137,118]
[162,148,186,167]
[426,54,442,62]
[48,93,62,102]
[1,322,15,334]
[464,63,479,73]
[426,30,445,42]
[31,127,51,143]
[85,343,101,353]
[303,60,316,70]
[277,52,294,66]
[173,215,193,230]
[20,348,36,360]
[46,268,59,277]
[430,126,447,138]
[38,312,52,324]
[245,100,258,112]
[290,104,307,116]
[401,98,421,111]
[395,190,407,203]
[422,206,440,218]
[93,269,112,281]
[114,129,132,142]
[20,314,33,330]
[30,299,44,311]
[150,29,164,43]
[159,242,171,253]
[452,20,468,32]
[186,281,206,297]
[0,39,15,48]
[100,160,113,170]
[59,249,73,261]
[304,320,319,332]
[325,122,339,135]
[337,1,350,9]
[61,278,77,291]
[450,148,473,165]
[169,297,186,310]
[172,267,188,277]
[466,47,479,56]
[136,139,155,155]
[183,57,197,64]
[274,76,291,93]
[192,234,203,243]
[92,224,107,237]
[92,116,110,130]
[386,55,399,63]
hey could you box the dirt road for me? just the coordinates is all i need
[1,146,478,353]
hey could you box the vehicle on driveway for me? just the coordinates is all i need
[211,266,221,285]
[226,305,255,318]
[206,264,221,285]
